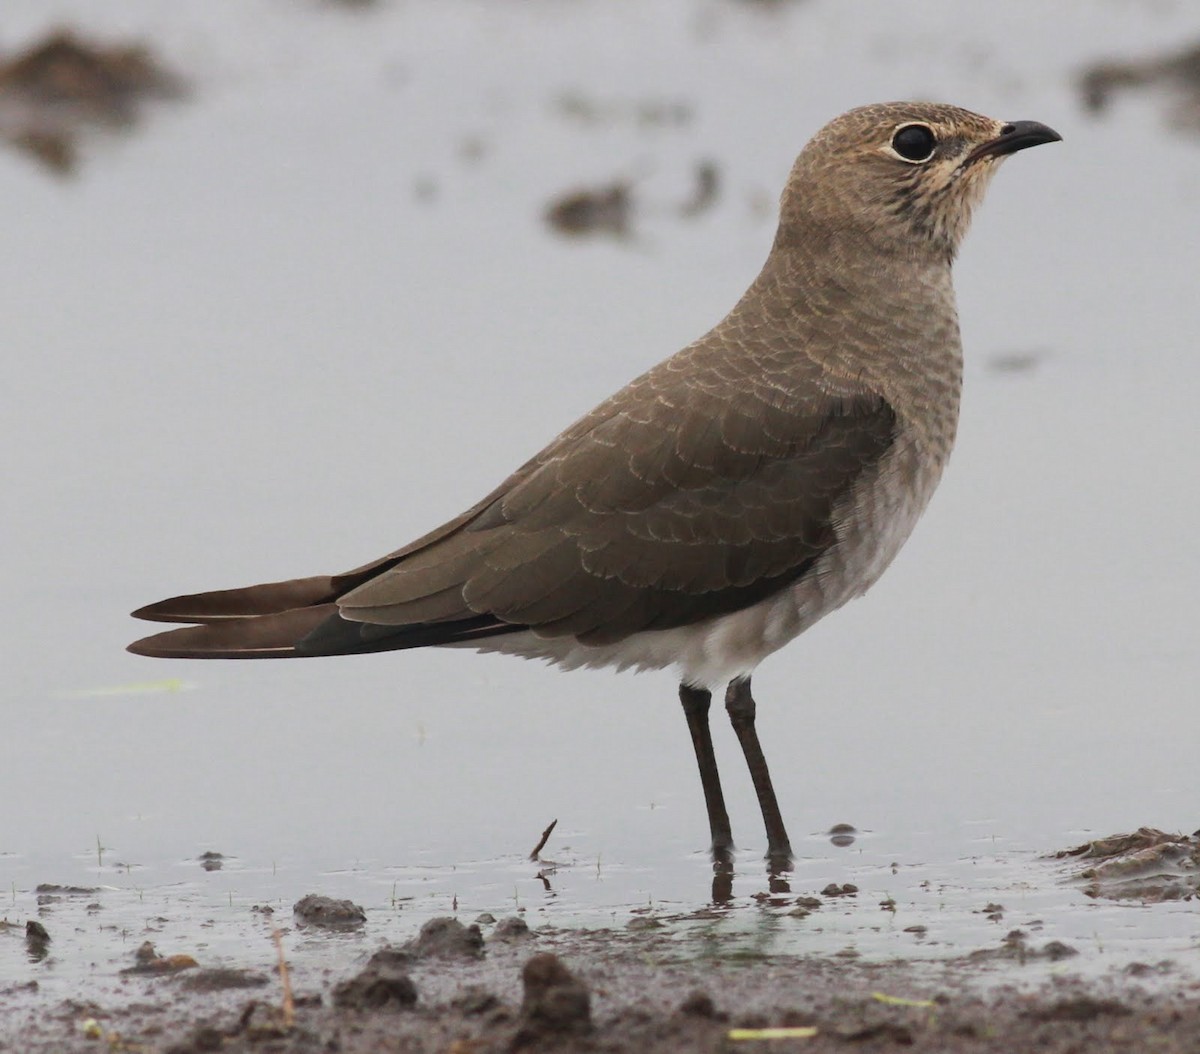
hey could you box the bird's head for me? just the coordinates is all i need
[779,102,1060,263]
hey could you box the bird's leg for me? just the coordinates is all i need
[679,684,735,865]
[725,677,793,868]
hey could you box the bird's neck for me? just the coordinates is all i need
[740,224,964,458]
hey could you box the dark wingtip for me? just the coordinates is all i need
[126,624,294,659]
[127,604,340,659]
[130,575,340,624]
[130,598,190,623]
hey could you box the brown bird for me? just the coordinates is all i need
[129,103,1059,868]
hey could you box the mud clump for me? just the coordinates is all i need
[677,990,721,1019]
[513,953,591,1047]
[401,916,484,960]
[1080,41,1200,134]
[969,929,1079,964]
[198,850,225,872]
[25,920,50,961]
[545,181,632,238]
[1054,827,1200,902]
[333,949,418,1011]
[293,893,366,930]
[122,940,199,975]
[0,29,184,174]
[490,916,532,943]
[544,160,719,239]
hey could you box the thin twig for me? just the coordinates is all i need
[272,928,294,1029]
[529,818,558,861]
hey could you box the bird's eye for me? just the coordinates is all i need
[891,124,937,163]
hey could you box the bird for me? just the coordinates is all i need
[129,102,1060,869]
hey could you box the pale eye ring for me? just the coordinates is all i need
[890,123,937,163]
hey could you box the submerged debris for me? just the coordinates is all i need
[987,349,1048,375]
[528,818,558,861]
[0,29,184,175]
[1080,41,1200,134]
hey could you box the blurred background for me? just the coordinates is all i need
[1,0,1198,968]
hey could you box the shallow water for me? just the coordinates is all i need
[3,0,1199,1003]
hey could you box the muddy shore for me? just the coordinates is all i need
[5,903,1198,1053]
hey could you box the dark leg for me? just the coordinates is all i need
[725,677,793,866]
[679,684,734,860]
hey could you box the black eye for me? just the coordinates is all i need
[891,124,937,162]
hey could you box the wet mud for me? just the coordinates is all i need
[5,828,1200,1053]
[5,913,1200,1054]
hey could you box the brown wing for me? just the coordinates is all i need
[129,357,895,658]
[334,382,897,646]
